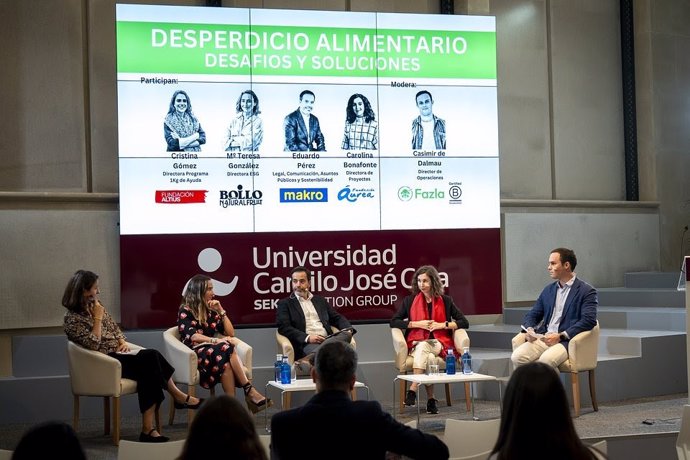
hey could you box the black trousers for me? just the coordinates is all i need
[109,349,175,413]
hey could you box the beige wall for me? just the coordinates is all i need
[0,0,679,330]
[635,0,690,269]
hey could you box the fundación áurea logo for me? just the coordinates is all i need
[218,185,263,208]
[279,188,328,203]
[337,185,375,203]
[155,190,207,204]
[397,186,445,201]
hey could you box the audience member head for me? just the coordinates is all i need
[12,421,86,460]
[312,340,357,393]
[491,362,598,459]
[61,269,98,313]
[178,395,267,460]
[410,265,444,298]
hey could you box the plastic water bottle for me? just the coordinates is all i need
[274,354,282,382]
[445,348,456,375]
[462,347,472,374]
[280,355,291,384]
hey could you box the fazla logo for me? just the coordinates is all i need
[398,186,413,201]
[337,185,375,203]
[397,186,445,201]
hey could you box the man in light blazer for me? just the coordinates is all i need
[511,247,598,369]
[270,340,449,460]
[276,266,353,363]
[283,90,326,151]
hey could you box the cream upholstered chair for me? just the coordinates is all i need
[0,450,12,460]
[67,340,160,445]
[511,321,600,417]
[391,328,472,412]
[275,327,357,407]
[162,326,253,425]
[450,452,492,460]
[117,439,185,460]
[443,418,499,459]
[259,434,271,459]
[589,440,607,457]
[676,405,690,460]
[275,326,357,366]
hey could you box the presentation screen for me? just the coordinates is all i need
[116,4,501,329]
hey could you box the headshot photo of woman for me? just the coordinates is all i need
[164,90,206,152]
[341,93,378,150]
[225,89,263,152]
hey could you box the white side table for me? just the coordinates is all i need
[394,372,499,427]
[264,379,369,432]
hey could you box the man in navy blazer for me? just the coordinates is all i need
[270,340,449,460]
[283,90,326,151]
[276,266,353,362]
[511,247,598,369]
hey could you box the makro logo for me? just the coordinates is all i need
[397,186,445,201]
[219,185,263,208]
[279,188,328,203]
[337,185,375,203]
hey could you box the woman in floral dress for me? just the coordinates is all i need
[178,274,271,413]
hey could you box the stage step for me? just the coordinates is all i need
[502,306,686,332]
[597,288,684,308]
[625,271,680,289]
[466,329,686,404]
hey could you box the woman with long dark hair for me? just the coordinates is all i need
[178,395,267,460]
[489,362,606,459]
[177,274,271,414]
[63,270,202,443]
[164,89,206,152]
[341,93,378,150]
[389,265,468,415]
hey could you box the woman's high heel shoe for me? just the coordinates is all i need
[242,383,273,414]
[174,394,204,410]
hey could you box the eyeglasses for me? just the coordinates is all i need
[176,98,187,103]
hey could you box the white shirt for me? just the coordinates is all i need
[546,274,576,334]
[301,113,311,139]
[421,119,435,150]
[297,291,328,340]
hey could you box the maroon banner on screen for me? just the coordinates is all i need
[120,228,501,329]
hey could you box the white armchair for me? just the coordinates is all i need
[511,321,600,417]
[162,326,253,425]
[276,327,357,369]
[275,327,357,407]
[391,328,472,412]
[67,340,159,445]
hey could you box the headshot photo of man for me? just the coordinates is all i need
[283,90,326,151]
[411,90,446,150]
